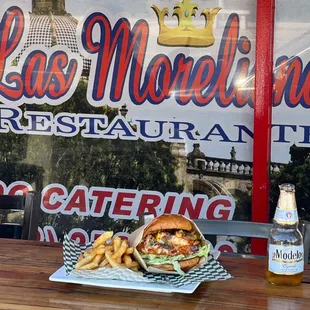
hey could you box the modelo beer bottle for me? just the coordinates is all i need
[266,183,304,286]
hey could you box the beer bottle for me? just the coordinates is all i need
[266,183,304,286]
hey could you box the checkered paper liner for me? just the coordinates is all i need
[63,235,151,283]
[63,235,233,288]
[144,256,233,287]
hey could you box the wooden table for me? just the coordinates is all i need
[1,239,310,310]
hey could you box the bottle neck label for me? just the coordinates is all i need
[277,190,297,210]
[268,244,304,275]
[274,207,298,225]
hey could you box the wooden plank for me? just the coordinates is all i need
[0,240,309,309]
[0,305,59,310]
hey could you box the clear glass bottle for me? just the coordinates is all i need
[266,183,304,286]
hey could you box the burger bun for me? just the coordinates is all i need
[143,214,192,237]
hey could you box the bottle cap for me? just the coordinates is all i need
[279,183,295,193]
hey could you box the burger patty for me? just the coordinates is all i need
[137,230,201,256]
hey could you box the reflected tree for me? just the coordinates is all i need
[6,80,184,240]
[270,144,310,222]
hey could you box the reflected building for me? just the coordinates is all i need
[172,142,284,221]
[19,0,91,186]
[18,0,90,75]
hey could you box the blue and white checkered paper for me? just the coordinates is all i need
[63,235,233,288]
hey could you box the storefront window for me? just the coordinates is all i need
[270,0,310,223]
[0,0,258,252]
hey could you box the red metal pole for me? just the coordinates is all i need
[251,0,275,255]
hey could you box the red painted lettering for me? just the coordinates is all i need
[215,241,237,253]
[68,228,89,244]
[90,188,113,216]
[215,15,239,106]
[0,181,5,195]
[112,192,136,217]
[193,57,215,105]
[63,186,89,215]
[178,196,205,219]
[164,195,177,214]
[43,226,58,243]
[206,198,235,220]
[217,244,234,253]
[0,7,23,100]
[41,185,67,213]
[8,182,32,195]
[137,192,162,217]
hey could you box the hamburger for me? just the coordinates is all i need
[136,214,210,275]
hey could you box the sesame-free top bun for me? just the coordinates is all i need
[143,214,192,237]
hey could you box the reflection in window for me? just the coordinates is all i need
[52,0,57,11]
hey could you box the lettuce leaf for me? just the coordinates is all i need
[172,261,184,276]
[141,244,210,276]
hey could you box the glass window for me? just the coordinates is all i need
[271,0,310,223]
[0,1,256,253]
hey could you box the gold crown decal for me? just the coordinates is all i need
[152,0,221,47]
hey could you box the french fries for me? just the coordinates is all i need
[93,231,113,248]
[76,253,96,269]
[84,248,94,257]
[125,247,134,255]
[79,262,98,270]
[113,236,121,252]
[94,245,113,255]
[94,254,104,264]
[112,240,127,259]
[123,254,132,268]
[105,250,123,268]
[74,231,141,273]
[99,258,109,268]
